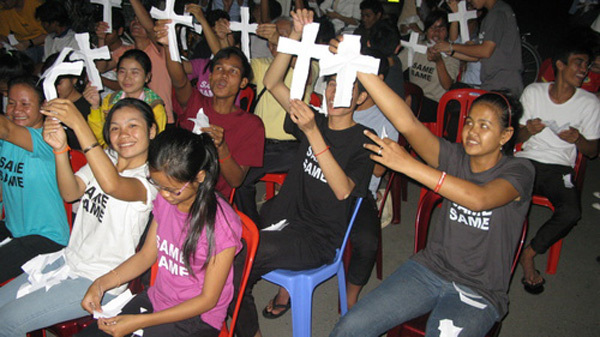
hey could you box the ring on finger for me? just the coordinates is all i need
[377,147,383,156]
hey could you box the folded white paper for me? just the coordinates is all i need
[40,48,84,100]
[7,34,18,46]
[0,237,12,248]
[93,289,134,319]
[188,108,210,134]
[544,120,570,135]
[17,249,70,299]
[261,219,289,232]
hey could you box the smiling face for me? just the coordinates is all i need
[426,18,448,44]
[557,53,590,88]
[209,55,248,99]
[6,83,43,128]
[108,106,155,163]
[117,58,149,97]
[461,102,511,157]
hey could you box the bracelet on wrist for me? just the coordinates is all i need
[53,145,71,155]
[314,146,330,157]
[83,142,100,154]
[434,171,447,193]
[219,153,232,163]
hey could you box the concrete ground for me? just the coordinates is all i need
[252,158,600,337]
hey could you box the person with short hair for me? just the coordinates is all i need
[34,0,78,62]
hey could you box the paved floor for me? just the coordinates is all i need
[252,158,600,337]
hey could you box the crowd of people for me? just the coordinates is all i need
[0,0,598,336]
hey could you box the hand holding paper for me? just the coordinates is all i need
[448,1,478,43]
[93,289,134,319]
[90,0,122,32]
[229,7,258,60]
[150,0,194,63]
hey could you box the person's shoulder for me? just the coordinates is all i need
[505,155,534,172]
[522,82,549,97]
[573,87,600,107]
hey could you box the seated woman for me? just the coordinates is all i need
[233,9,374,337]
[85,49,167,147]
[329,65,535,336]
[399,10,460,123]
[0,98,158,336]
[0,76,69,284]
[42,52,91,150]
[77,128,242,337]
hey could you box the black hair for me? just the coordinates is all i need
[112,7,126,31]
[314,16,336,45]
[423,10,449,33]
[35,0,70,27]
[117,49,152,76]
[552,38,592,75]
[472,92,522,155]
[206,9,231,26]
[8,76,44,105]
[0,50,35,84]
[148,128,222,273]
[102,98,157,150]
[366,18,400,57]
[248,0,281,22]
[360,0,384,15]
[210,47,253,82]
[42,52,87,94]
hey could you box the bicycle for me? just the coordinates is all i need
[521,33,542,88]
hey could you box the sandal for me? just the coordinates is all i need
[262,293,291,319]
[521,270,545,295]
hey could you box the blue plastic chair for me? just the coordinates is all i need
[262,197,364,337]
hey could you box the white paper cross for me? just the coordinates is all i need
[400,31,427,68]
[229,7,258,60]
[319,35,380,107]
[188,108,210,134]
[90,0,122,32]
[448,1,477,43]
[276,23,330,100]
[40,48,84,100]
[70,33,111,90]
[150,0,194,63]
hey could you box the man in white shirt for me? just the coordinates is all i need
[516,43,600,294]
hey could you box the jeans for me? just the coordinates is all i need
[330,260,499,337]
[0,257,115,337]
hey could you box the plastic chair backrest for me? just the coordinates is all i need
[225,211,260,336]
[404,82,424,119]
[260,173,287,200]
[239,85,256,113]
[435,88,488,142]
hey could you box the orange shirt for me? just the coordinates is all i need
[0,0,46,41]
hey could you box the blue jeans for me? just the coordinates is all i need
[0,257,115,337]
[330,260,499,337]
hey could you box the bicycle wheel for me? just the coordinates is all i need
[521,41,541,87]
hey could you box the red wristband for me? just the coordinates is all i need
[314,146,330,157]
[434,171,447,193]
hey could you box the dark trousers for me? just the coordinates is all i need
[347,194,379,286]
[0,221,64,284]
[234,140,299,225]
[76,290,219,337]
[529,160,581,254]
[232,226,332,337]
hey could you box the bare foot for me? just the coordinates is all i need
[520,246,544,285]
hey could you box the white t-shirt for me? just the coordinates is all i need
[65,150,157,294]
[516,82,600,167]
[43,28,79,62]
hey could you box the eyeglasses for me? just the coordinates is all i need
[146,176,190,196]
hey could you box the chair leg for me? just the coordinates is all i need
[391,176,402,224]
[546,239,563,275]
[376,225,383,280]
[289,284,313,337]
[401,175,408,202]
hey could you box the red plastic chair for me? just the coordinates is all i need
[239,85,256,113]
[63,150,88,227]
[435,88,488,142]
[386,190,528,337]
[260,173,287,200]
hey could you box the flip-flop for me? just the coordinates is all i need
[262,293,291,319]
[521,269,545,295]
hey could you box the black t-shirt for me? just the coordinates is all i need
[260,110,375,260]
[412,139,534,318]
[67,96,91,150]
